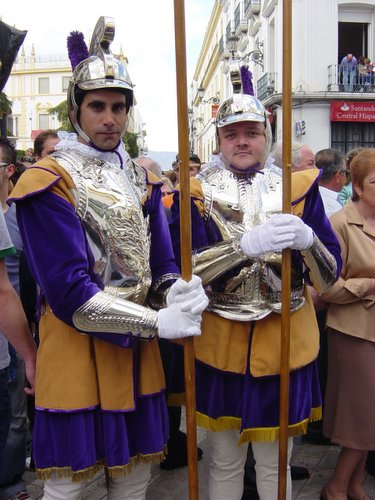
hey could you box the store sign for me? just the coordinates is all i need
[330,101,375,122]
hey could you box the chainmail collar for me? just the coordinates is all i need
[55,131,130,168]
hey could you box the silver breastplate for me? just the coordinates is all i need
[51,149,151,305]
[197,165,304,320]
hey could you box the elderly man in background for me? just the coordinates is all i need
[271,141,316,172]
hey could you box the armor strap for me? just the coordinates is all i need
[72,291,158,339]
[302,234,338,293]
[192,237,248,286]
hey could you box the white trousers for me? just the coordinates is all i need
[208,430,293,500]
[42,463,151,500]
[252,438,293,500]
[208,429,248,500]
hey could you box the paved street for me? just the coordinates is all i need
[23,428,375,499]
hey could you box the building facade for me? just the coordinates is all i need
[4,45,71,151]
[190,0,375,162]
[4,45,145,152]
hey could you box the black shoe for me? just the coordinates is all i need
[302,432,331,446]
[291,465,310,480]
[160,430,203,470]
[242,483,260,500]
[366,450,375,476]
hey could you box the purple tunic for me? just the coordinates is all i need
[168,171,342,440]
[12,165,179,478]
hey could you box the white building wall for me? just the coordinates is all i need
[193,0,375,160]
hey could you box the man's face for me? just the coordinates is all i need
[79,89,128,150]
[175,161,200,181]
[293,146,316,172]
[37,136,60,160]
[218,121,266,170]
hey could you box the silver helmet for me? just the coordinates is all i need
[215,62,272,168]
[67,16,134,143]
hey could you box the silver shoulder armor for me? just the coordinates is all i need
[73,291,158,339]
[302,234,338,293]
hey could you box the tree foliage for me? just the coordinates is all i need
[0,92,13,138]
[48,101,73,132]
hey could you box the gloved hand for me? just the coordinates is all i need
[166,275,208,314]
[279,214,314,250]
[158,276,209,339]
[240,214,314,257]
[157,303,202,339]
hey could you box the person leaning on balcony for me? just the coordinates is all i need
[358,56,368,89]
[365,58,374,86]
[340,53,358,92]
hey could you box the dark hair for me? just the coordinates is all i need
[189,153,201,165]
[75,87,134,112]
[175,153,201,165]
[315,148,344,182]
[34,129,59,158]
[350,149,375,201]
[11,161,26,185]
[0,138,17,165]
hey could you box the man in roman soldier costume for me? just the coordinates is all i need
[169,63,342,499]
[8,16,208,500]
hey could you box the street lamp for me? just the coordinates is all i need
[241,41,264,71]
[189,115,203,154]
[226,31,240,60]
[196,87,220,105]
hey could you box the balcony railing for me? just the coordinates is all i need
[328,64,375,93]
[257,72,276,101]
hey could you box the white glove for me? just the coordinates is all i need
[157,303,202,339]
[158,275,209,339]
[279,214,314,250]
[240,214,314,257]
[166,275,208,314]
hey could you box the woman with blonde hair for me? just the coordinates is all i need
[321,148,375,500]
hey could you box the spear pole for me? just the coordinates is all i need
[173,1,199,499]
[278,0,293,499]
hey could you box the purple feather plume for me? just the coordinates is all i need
[67,31,89,70]
[240,65,254,96]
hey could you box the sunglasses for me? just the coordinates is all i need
[0,162,9,168]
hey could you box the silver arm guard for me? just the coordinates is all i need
[147,273,181,309]
[302,234,338,293]
[192,237,248,286]
[72,291,158,340]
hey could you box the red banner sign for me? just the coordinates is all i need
[330,101,375,122]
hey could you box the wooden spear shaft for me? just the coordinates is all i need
[278,1,292,499]
[173,1,199,499]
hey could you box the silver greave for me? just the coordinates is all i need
[73,291,158,339]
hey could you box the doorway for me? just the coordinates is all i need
[338,22,368,63]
